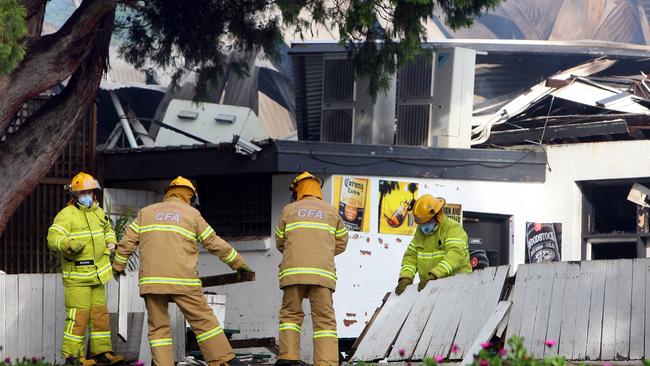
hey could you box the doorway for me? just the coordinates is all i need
[463,212,511,266]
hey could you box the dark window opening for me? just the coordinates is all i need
[591,242,637,260]
[588,183,637,234]
[463,212,511,267]
[197,175,272,238]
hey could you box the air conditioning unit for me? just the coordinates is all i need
[320,57,396,145]
[395,47,476,148]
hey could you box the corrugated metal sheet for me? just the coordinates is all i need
[321,109,353,143]
[396,105,430,146]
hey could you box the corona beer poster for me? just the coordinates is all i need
[378,180,419,235]
[333,176,371,232]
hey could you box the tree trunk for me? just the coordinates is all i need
[0,0,116,135]
[0,8,115,234]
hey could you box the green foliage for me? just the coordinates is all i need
[0,357,54,366]
[471,336,566,366]
[106,206,139,272]
[0,0,27,75]
[116,0,499,100]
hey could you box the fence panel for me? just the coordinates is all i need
[0,273,186,363]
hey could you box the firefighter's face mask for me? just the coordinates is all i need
[420,220,438,235]
[78,193,93,208]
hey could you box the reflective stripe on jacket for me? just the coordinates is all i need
[113,197,247,295]
[275,196,349,290]
[47,203,116,287]
[399,215,472,281]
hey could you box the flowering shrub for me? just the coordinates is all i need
[470,336,565,366]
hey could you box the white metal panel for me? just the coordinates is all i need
[155,100,269,146]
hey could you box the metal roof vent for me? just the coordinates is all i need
[177,110,199,120]
[215,114,236,124]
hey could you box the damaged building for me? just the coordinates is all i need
[3,38,650,364]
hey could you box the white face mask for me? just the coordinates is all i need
[78,194,93,208]
[420,221,438,235]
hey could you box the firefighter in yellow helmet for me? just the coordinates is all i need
[47,172,124,366]
[394,194,472,295]
[274,172,349,366]
[112,176,252,366]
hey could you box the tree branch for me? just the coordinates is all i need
[20,0,46,37]
[0,0,116,135]
[0,8,115,234]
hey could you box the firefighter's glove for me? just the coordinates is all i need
[236,264,253,281]
[64,238,85,256]
[417,273,437,291]
[238,264,253,272]
[395,278,413,295]
[112,268,125,281]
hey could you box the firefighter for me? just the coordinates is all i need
[394,194,472,295]
[111,176,252,366]
[47,172,125,366]
[275,172,349,366]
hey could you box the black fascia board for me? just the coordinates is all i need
[99,141,546,182]
[99,144,278,181]
[273,141,546,182]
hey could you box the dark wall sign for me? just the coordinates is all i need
[525,222,562,263]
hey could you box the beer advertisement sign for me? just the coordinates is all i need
[525,222,562,263]
[378,180,419,235]
[334,176,371,232]
[444,203,462,224]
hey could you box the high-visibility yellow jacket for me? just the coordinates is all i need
[275,196,349,290]
[47,203,117,287]
[113,196,247,295]
[399,215,472,281]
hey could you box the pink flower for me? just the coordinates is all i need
[544,339,557,347]
[4,358,11,364]
[399,348,406,357]
[134,361,145,366]
[31,357,40,363]
[498,348,507,357]
[434,355,444,363]
[480,342,493,350]
[450,343,459,354]
[480,359,489,366]
[603,363,613,366]
[407,362,412,366]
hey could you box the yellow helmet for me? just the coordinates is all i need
[412,194,446,224]
[289,171,323,193]
[165,176,197,195]
[68,172,101,192]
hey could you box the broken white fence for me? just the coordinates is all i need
[0,273,185,364]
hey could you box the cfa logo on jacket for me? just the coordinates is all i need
[155,212,181,223]
[297,208,323,219]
